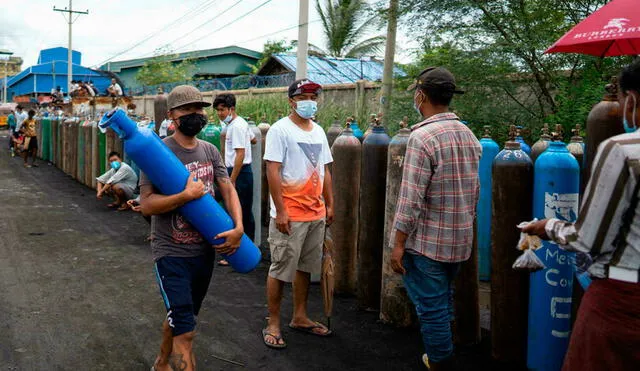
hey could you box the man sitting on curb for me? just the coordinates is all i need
[96,151,139,210]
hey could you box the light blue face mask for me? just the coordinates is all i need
[414,91,424,116]
[295,100,318,119]
[110,161,121,170]
[623,94,638,133]
[223,114,233,124]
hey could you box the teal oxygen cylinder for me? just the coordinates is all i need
[527,125,579,371]
[477,126,500,281]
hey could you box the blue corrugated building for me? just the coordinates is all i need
[2,47,114,101]
[256,53,406,85]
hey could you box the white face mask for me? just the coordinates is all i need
[295,100,318,119]
[623,93,638,133]
[413,91,424,116]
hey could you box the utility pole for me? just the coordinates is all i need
[0,49,13,104]
[54,0,88,97]
[296,0,309,79]
[380,0,398,122]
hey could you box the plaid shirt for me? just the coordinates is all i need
[394,113,482,262]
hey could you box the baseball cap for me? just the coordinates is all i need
[167,85,212,110]
[407,67,464,94]
[288,79,322,98]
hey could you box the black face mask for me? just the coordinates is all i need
[177,113,207,137]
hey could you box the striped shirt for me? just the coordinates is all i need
[545,132,640,283]
[394,113,482,263]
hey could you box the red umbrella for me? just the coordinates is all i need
[546,0,640,56]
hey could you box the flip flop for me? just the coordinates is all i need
[217,259,230,266]
[106,203,119,208]
[288,321,332,337]
[262,328,286,349]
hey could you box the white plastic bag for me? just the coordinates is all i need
[512,219,545,272]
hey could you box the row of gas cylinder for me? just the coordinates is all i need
[315,86,620,370]
[150,87,623,370]
[476,85,623,370]
[33,118,125,189]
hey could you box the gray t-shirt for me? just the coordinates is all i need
[96,162,138,191]
[139,137,229,261]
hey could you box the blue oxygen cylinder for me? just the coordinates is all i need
[527,127,580,371]
[515,126,531,156]
[478,126,500,281]
[349,118,364,142]
[99,109,261,273]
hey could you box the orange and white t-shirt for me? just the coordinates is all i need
[264,117,333,222]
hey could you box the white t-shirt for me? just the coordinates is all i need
[15,111,28,130]
[110,83,123,96]
[221,120,255,140]
[224,116,252,168]
[263,117,333,221]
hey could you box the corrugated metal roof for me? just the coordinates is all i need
[100,45,261,72]
[268,53,405,84]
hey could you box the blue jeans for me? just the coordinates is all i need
[402,253,461,363]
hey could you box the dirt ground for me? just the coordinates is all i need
[0,132,506,371]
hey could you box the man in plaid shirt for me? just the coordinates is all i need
[391,67,481,370]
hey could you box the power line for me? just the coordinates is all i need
[110,0,248,62]
[96,0,218,67]
[95,0,219,67]
[160,0,244,53]
[53,0,89,95]
[173,0,273,53]
[99,0,275,64]
[125,15,315,75]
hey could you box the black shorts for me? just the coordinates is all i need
[154,254,215,336]
[28,137,38,151]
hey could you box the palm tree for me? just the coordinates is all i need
[315,0,386,58]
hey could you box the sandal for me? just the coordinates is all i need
[106,203,119,208]
[288,321,332,337]
[217,259,230,266]
[262,328,286,349]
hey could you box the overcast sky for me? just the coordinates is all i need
[0,0,417,70]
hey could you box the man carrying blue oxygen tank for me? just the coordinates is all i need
[139,85,245,371]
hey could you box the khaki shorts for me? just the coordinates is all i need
[268,218,326,282]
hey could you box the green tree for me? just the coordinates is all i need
[315,0,386,57]
[249,39,295,73]
[391,0,630,140]
[135,48,196,86]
